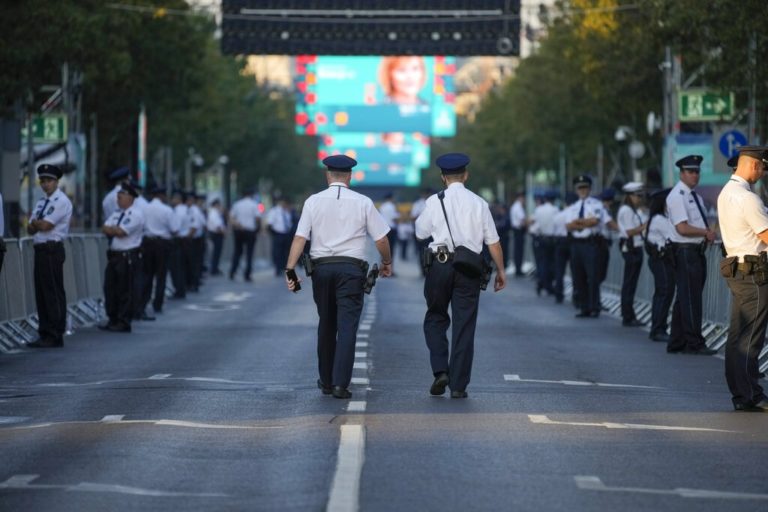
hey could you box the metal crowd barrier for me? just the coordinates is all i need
[0,234,107,352]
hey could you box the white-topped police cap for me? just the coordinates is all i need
[737,145,768,165]
[622,181,644,193]
[572,174,592,187]
[322,154,357,172]
[435,153,470,174]
[108,166,130,181]
[37,163,62,180]
[675,154,703,171]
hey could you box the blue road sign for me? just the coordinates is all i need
[718,129,748,158]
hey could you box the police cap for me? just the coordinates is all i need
[37,164,62,180]
[572,174,592,187]
[108,166,130,181]
[151,186,167,196]
[119,182,138,198]
[675,154,703,171]
[435,153,470,174]
[322,154,357,172]
[737,145,768,165]
[598,187,616,201]
[622,181,644,194]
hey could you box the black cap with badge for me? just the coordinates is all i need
[675,154,703,171]
[37,164,63,180]
[572,174,593,187]
[435,153,470,175]
[737,145,768,165]
[322,154,357,172]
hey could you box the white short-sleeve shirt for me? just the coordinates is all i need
[717,175,768,261]
[646,214,675,250]
[510,200,526,229]
[295,183,391,260]
[230,197,261,231]
[666,180,707,243]
[102,184,121,221]
[207,208,225,233]
[379,200,399,229]
[564,196,606,239]
[532,202,559,236]
[617,204,648,247]
[174,204,191,237]
[144,198,177,239]
[105,205,144,251]
[415,182,500,254]
[552,208,569,237]
[267,205,293,234]
[31,188,72,244]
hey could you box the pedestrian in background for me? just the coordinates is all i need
[100,182,144,333]
[267,195,294,276]
[229,189,261,282]
[666,155,717,356]
[410,187,431,276]
[379,192,399,261]
[552,192,576,304]
[27,164,73,348]
[509,191,527,276]
[492,200,510,270]
[396,214,413,260]
[284,155,392,400]
[645,188,675,342]
[207,198,226,276]
[415,153,506,399]
[141,186,178,315]
[531,191,558,296]
[186,191,204,292]
[617,182,648,327]
[717,146,768,411]
[168,190,190,299]
[596,187,617,305]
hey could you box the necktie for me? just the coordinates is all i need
[37,199,50,220]
[578,200,585,219]
[691,191,709,229]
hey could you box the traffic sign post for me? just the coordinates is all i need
[20,114,68,143]
[712,126,748,173]
[678,89,735,122]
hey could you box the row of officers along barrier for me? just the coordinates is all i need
[1,228,768,374]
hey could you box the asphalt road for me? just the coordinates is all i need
[1,254,767,512]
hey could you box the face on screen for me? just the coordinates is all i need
[388,57,425,104]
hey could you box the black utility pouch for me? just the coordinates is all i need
[421,247,433,270]
[719,256,738,278]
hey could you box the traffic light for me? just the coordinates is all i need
[222,0,520,56]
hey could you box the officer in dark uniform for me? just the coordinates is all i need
[284,155,393,399]
[717,146,768,411]
[27,164,73,348]
[666,155,717,355]
[415,153,507,398]
[99,182,145,332]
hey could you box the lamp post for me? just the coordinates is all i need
[614,126,646,182]
[184,147,203,190]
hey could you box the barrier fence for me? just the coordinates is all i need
[0,235,107,352]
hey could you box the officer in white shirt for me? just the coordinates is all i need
[169,190,192,299]
[285,155,392,400]
[617,182,649,327]
[0,191,5,275]
[509,191,527,276]
[26,164,73,348]
[99,182,145,333]
[102,167,130,222]
[379,192,399,259]
[565,175,607,318]
[644,189,676,342]
[415,153,506,399]
[552,192,577,304]
[206,198,226,276]
[665,155,717,355]
[140,186,179,315]
[186,191,205,291]
[717,146,768,411]
[125,178,149,320]
[229,189,261,282]
[267,196,294,276]
[531,191,559,296]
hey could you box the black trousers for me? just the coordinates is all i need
[141,238,170,312]
[535,237,555,294]
[186,238,203,291]
[620,247,644,321]
[311,263,365,388]
[230,229,256,279]
[512,228,525,274]
[553,237,570,301]
[104,250,136,328]
[724,271,768,407]
[423,260,482,392]
[570,240,600,314]
[668,246,707,352]
[271,232,291,275]
[34,242,66,342]
[130,248,145,317]
[647,255,675,337]
[209,232,224,274]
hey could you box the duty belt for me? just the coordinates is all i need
[671,242,702,248]
[107,248,141,257]
[34,240,63,247]
[433,251,454,263]
[312,256,366,268]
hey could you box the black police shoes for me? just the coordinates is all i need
[622,319,644,327]
[575,311,592,318]
[430,372,450,396]
[140,313,156,321]
[27,338,63,348]
[317,379,332,395]
[734,400,768,412]
[650,333,670,342]
[683,347,717,356]
[106,323,131,333]
[332,386,352,399]
[450,390,468,398]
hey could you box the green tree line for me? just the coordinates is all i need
[456,0,767,197]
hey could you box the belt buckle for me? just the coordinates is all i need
[436,252,449,264]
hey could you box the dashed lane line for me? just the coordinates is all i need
[353,362,368,370]
[0,474,228,497]
[347,401,366,413]
[529,415,735,433]
[504,374,662,389]
[0,418,284,432]
[355,352,367,358]
[575,476,768,500]
[326,424,365,512]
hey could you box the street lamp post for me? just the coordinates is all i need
[184,148,203,190]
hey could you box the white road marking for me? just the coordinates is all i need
[0,416,30,425]
[347,401,367,413]
[355,352,367,358]
[0,419,283,432]
[326,425,365,512]
[353,362,368,370]
[358,324,371,331]
[350,377,369,386]
[212,292,252,302]
[100,415,125,423]
[357,342,369,348]
[183,304,240,312]
[34,376,263,387]
[575,476,768,500]
[148,374,171,380]
[356,333,369,339]
[0,474,227,497]
[529,415,734,433]
[504,374,661,389]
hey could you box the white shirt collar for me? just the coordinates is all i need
[677,180,693,194]
[730,174,750,188]
[447,182,465,190]
[328,182,349,188]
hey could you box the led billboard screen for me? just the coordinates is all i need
[317,132,430,170]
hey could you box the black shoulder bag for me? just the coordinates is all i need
[437,191,484,277]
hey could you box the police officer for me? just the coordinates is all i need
[509,191,527,277]
[415,153,506,398]
[187,191,205,291]
[267,195,294,276]
[596,188,618,303]
[168,190,190,299]
[27,164,73,348]
[100,182,145,332]
[102,167,130,221]
[617,182,648,326]
[552,192,577,304]
[645,189,676,342]
[284,155,392,400]
[531,190,559,296]
[207,199,226,276]
[566,175,608,318]
[717,146,768,411]
[141,186,179,315]
[666,155,717,355]
[127,178,149,320]
[229,189,261,282]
